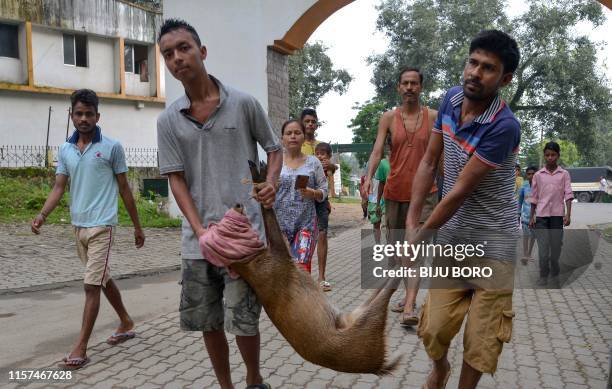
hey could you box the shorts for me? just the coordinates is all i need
[75,226,115,287]
[385,192,438,242]
[367,201,385,224]
[179,259,262,336]
[417,259,514,374]
[315,200,330,232]
[521,223,535,238]
[418,288,514,373]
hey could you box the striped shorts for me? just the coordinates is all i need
[74,226,115,286]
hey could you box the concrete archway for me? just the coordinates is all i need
[272,0,354,55]
[265,0,611,129]
[273,0,611,55]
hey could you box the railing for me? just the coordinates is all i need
[123,147,158,167]
[0,145,159,168]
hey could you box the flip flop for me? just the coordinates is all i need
[58,355,90,370]
[320,280,332,292]
[400,311,419,326]
[246,383,271,389]
[106,330,136,345]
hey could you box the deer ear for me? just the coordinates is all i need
[247,160,291,259]
[248,160,268,183]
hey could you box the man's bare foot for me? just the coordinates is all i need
[116,317,134,334]
[424,358,451,389]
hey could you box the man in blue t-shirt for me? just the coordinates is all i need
[405,30,521,388]
[32,89,145,370]
[518,166,537,262]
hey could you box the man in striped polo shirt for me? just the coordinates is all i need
[405,30,520,388]
[32,89,145,369]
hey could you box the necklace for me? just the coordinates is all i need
[400,107,422,147]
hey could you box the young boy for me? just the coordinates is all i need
[518,166,537,263]
[314,142,336,291]
[529,141,573,287]
[368,157,390,244]
[31,89,144,369]
[157,19,281,388]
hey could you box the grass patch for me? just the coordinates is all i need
[330,196,363,204]
[589,223,612,245]
[0,175,181,228]
[603,226,612,244]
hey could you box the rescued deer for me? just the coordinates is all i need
[227,162,402,375]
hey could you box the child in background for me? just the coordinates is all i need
[314,142,335,291]
[529,141,573,287]
[368,157,390,244]
[518,166,537,263]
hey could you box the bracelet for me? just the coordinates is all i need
[39,212,47,220]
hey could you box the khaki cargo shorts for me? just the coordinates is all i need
[180,259,262,336]
[417,259,515,374]
[74,226,115,287]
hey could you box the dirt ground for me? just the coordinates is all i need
[327,202,369,238]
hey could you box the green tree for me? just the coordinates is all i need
[589,112,612,166]
[524,139,582,168]
[289,42,353,118]
[339,156,352,189]
[367,0,611,164]
[349,99,387,166]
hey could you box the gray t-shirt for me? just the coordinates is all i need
[157,75,281,259]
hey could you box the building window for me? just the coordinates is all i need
[0,23,19,59]
[124,43,149,82]
[63,34,87,67]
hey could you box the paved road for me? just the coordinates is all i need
[0,204,610,388]
[0,203,363,294]
[565,202,612,229]
[0,225,182,293]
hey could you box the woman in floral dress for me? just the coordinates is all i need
[274,119,327,273]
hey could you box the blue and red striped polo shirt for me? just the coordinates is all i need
[434,86,521,260]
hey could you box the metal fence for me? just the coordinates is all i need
[0,145,159,168]
[123,147,158,167]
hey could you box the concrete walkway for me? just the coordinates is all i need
[3,220,611,388]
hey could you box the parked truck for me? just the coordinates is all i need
[566,166,612,202]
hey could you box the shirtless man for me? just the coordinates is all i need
[362,67,438,326]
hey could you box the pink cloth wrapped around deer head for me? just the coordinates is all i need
[198,207,266,278]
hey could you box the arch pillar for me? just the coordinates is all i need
[266,0,354,131]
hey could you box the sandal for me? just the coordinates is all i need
[58,355,90,370]
[320,280,332,292]
[107,330,136,345]
[400,310,419,326]
[246,383,271,389]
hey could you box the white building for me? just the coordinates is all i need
[163,0,353,134]
[161,0,353,214]
[0,0,165,149]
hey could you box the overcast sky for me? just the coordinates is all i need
[308,0,612,145]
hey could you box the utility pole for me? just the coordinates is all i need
[65,107,71,140]
[539,126,544,168]
[45,106,52,168]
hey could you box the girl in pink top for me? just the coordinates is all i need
[529,141,573,287]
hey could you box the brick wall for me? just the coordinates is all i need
[266,48,289,137]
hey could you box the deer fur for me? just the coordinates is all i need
[227,162,402,375]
